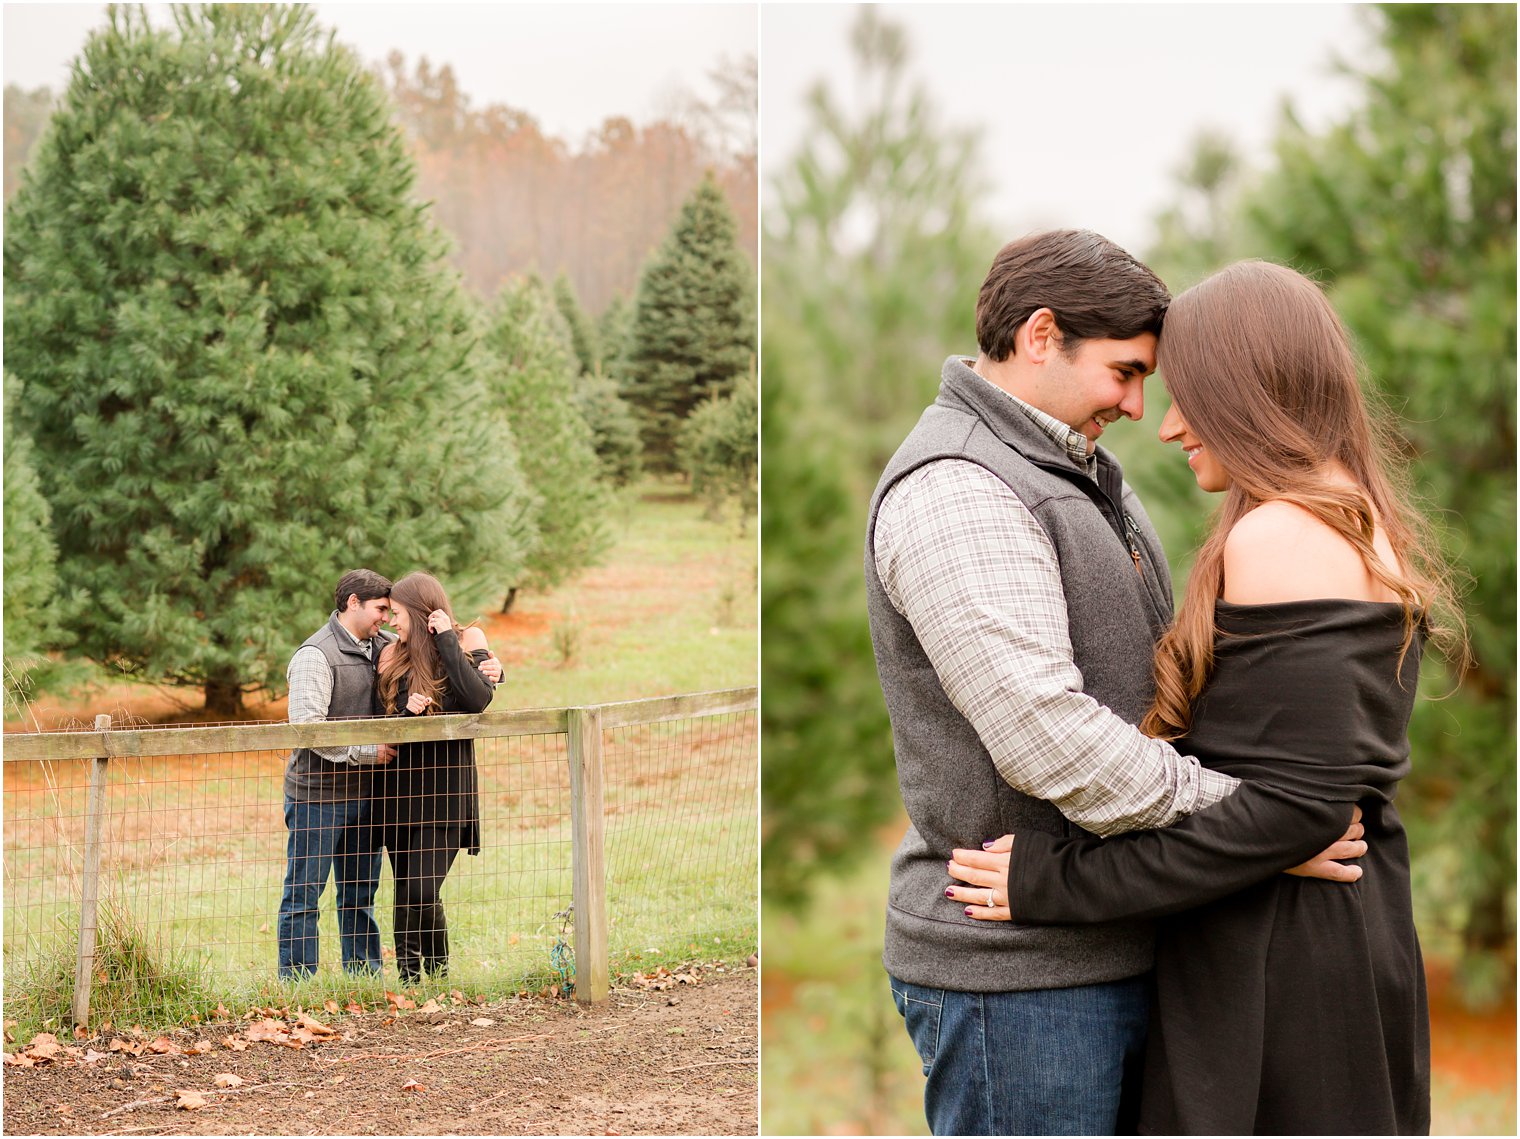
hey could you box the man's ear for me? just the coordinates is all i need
[343,593,360,613]
[1021,308,1062,365]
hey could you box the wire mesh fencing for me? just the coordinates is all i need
[2,689,756,1034]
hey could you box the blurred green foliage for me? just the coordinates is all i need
[760,7,996,905]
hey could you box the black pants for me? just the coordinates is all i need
[386,825,462,982]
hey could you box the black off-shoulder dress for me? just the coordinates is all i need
[1006,600,1428,1135]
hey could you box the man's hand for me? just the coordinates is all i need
[376,743,397,766]
[1286,805,1366,883]
[479,653,502,684]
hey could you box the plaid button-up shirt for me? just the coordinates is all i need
[873,382,1238,837]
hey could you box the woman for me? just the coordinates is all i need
[945,261,1464,1134]
[375,571,496,984]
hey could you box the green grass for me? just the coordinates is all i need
[762,839,1514,1137]
[3,481,758,1037]
[485,478,757,711]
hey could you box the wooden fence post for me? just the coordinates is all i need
[73,714,112,1029]
[565,706,609,1005]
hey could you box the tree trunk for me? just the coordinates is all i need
[203,678,245,719]
[500,587,519,615]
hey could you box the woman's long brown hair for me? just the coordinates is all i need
[1142,261,1467,740]
[377,571,459,715]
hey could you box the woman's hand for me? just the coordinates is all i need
[428,609,452,635]
[946,834,1015,921]
[406,691,433,715]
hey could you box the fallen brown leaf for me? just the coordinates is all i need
[469,1018,495,1027]
[213,1073,244,1089]
[295,1013,336,1036]
[175,1089,208,1110]
[211,1004,232,1021]
[221,1035,249,1052]
[147,1037,180,1055]
[73,1024,89,1040]
[246,1019,289,1044]
[324,1000,340,1014]
[385,991,416,1010]
[417,999,442,1014]
[3,1051,35,1068]
[401,1078,427,1093]
[186,1040,214,1055]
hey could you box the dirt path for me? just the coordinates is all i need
[3,968,757,1136]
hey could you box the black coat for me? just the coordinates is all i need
[374,628,495,855]
[1006,601,1428,1134]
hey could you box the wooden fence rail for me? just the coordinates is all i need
[2,687,756,1022]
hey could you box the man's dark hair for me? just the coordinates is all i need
[334,568,392,613]
[975,229,1170,363]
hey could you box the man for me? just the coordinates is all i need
[277,568,500,979]
[864,230,1358,1134]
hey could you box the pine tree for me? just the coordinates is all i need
[484,276,613,600]
[622,172,755,468]
[3,372,70,715]
[3,5,534,715]
[677,369,757,525]
[552,271,601,375]
[571,370,644,489]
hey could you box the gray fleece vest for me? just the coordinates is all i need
[867,356,1175,992]
[283,612,389,803]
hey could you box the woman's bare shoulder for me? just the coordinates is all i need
[458,625,489,652]
[1222,500,1383,604]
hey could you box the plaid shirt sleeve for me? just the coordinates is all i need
[286,645,379,766]
[874,459,1239,836]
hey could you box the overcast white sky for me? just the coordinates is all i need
[3,3,758,144]
[762,3,1377,255]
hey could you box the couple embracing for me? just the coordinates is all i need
[276,568,499,986]
[867,230,1462,1134]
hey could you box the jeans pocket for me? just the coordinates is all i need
[890,978,942,1076]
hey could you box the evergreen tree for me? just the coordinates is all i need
[622,171,755,468]
[3,5,534,715]
[571,370,644,489]
[484,276,613,600]
[597,290,633,378]
[676,368,757,525]
[552,271,601,375]
[3,83,57,201]
[3,372,69,716]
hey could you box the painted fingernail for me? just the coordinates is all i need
[982,841,994,849]
[945,888,955,898]
[964,908,974,917]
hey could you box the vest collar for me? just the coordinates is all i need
[935,355,1123,481]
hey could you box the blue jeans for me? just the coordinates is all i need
[277,795,382,978]
[889,973,1150,1136]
